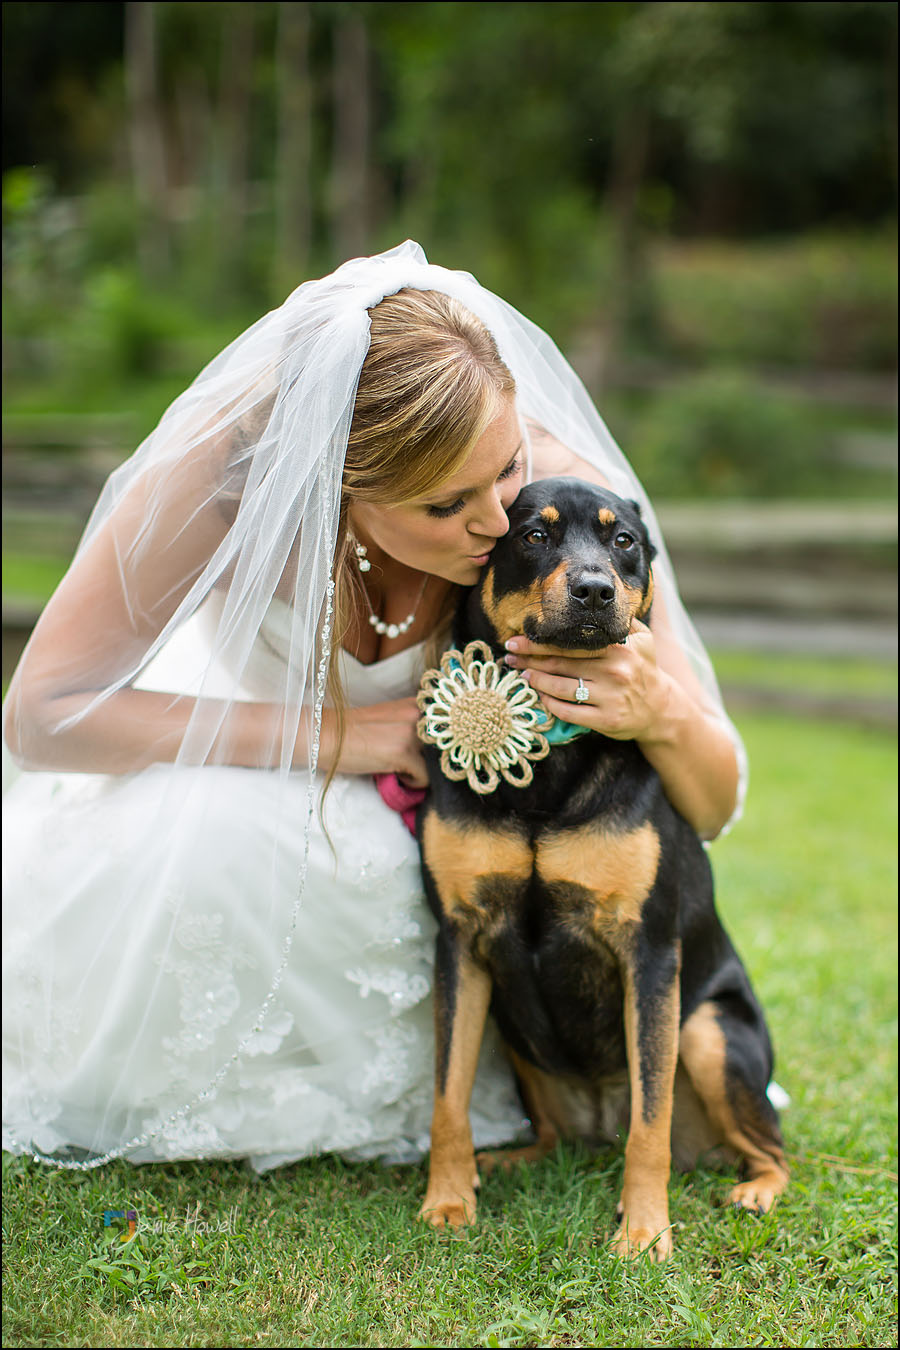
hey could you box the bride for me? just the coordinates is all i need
[2,241,744,1173]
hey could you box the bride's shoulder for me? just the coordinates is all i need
[524,419,610,488]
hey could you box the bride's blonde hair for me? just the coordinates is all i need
[326,288,516,780]
[343,287,516,505]
[334,287,515,647]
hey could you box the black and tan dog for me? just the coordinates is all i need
[415,477,787,1260]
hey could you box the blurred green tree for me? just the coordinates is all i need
[2,1,896,386]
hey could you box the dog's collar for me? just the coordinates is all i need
[543,717,592,746]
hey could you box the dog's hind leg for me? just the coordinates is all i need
[476,1051,562,1174]
[418,927,492,1229]
[679,999,788,1213]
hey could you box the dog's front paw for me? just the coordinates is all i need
[611,1204,673,1262]
[417,1186,477,1229]
[418,1157,479,1228]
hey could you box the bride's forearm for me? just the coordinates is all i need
[4,683,425,782]
[637,674,741,841]
[4,685,287,774]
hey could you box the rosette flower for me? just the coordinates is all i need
[416,640,554,794]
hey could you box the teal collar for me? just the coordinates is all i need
[543,713,592,746]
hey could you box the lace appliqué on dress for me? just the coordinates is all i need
[156,895,257,1082]
[344,965,430,1013]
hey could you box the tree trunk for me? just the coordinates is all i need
[218,2,256,278]
[329,5,371,262]
[595,105,653,389]
[124,0,170,279]
[275,1,313,287]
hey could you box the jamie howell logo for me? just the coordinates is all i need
[101,1204,242,1236]
[103,1208,137,1240]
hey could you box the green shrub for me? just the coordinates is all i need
[74,267,191,381]
[627,368,820,497]
[652,231,898,371]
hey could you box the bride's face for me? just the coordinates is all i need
[350,395,524,585]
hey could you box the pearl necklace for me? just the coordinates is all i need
[354,540,428,639]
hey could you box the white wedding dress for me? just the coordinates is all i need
[1,598,528,1170]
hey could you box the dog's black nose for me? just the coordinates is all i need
[568,574,616,611]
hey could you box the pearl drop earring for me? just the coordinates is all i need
[354,541,371,573]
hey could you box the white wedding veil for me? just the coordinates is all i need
[2,240,746,1168]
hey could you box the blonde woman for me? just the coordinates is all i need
[2,242,742,1173]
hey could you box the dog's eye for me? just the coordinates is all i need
[614,532,635,550]
[523,529,548,546]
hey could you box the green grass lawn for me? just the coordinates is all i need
[2,708,896,1348]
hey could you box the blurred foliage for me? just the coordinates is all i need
[626,368,819,498]
[3,2,896,296]
[1,0,897,503]
[653,232,898,371]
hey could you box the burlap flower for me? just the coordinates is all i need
[416,640,553,794]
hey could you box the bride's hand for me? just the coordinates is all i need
[319,698,428,786]
[503,619,669,742]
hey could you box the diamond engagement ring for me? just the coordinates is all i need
[574,678,590,703]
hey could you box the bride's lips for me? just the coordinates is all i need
[468,548,494,566]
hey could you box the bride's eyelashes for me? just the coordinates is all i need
[426,456,522,520]
[498,455,523,483]
[426,497,466,520]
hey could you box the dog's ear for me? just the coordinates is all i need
[629,499,642,516]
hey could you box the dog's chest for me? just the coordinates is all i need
[421,809,662,956]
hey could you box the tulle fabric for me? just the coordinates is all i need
[2,241,746,1168]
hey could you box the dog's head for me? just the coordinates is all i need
[467,478,656,650]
